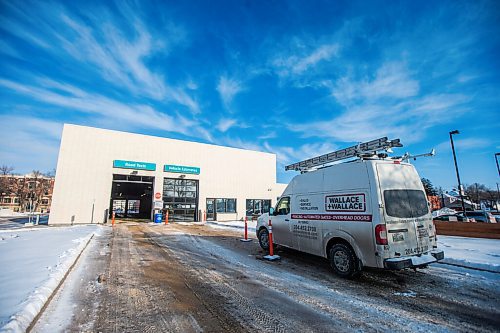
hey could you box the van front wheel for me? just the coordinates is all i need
[258,228,270,250]
[329,244,360,279]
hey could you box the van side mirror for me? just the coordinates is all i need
[269,208,274,215]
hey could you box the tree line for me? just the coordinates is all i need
[421,177,499,205]
[0,165,56,212]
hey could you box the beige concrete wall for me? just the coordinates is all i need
[49,124,286,224]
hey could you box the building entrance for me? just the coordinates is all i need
[162,178,199,222]
[206,198,216,221]
[109,174,154,219]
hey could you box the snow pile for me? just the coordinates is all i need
[393,291,417,297]
[0,225,100,332]
[431,207,457,217]
[207,219,257,233]
[0,209,28,217]
[438,236,500,273]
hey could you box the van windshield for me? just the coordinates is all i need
[384,190,429,218]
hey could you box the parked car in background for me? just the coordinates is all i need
[460,211,496,223]
[433,214,469,222]
[491,212,500,223]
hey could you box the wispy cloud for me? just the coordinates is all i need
[1,1,199,113]
[263,142,339,167]
[435,138,490,153]
[217,76,243,110]
[216,118,237,132]
[0,77,209,141]
[271,42,340,78]
[0,115,62,173]
[218,136,264,152]
[258,131,277,140]
[332,62,420,105]
[288,61,470,143]
[0,39,22,58]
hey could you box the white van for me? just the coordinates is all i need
[256,140,444,278]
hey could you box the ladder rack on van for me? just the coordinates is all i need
[285,137,403,172]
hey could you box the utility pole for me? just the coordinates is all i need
[449,130,466,213]
[495,153,500,177]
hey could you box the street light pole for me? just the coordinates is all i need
[496,183,500,211]
[495,153,500,177]
[449,130,466,213]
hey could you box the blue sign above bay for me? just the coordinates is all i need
[113,160,156,171]
[164,164,200,174]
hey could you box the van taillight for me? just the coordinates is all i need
[375,224,388,245]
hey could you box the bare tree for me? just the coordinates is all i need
[44,168,56,177]
[31,170,43,178]
[28,170,43,211]
[464,183,489,204]
[0,165,14,175]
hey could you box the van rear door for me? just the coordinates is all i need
[376,163,431,259]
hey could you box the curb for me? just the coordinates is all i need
[436,261,500,274]
[25,234,95,332]
[24,234,95,332]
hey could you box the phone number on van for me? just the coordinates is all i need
[404,245,429,255]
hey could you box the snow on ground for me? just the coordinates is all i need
[207,219,257,233]
[438,235,500,272]
[0,209,28,217]
[207,220,500,273]
[0,225,101,332]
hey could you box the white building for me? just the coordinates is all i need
[49,124,287,225]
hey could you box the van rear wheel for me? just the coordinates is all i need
[258,228,270,250]
[329,244,360,279]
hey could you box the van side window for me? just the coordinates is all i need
[276,197,290,215]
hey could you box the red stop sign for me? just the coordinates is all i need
[155,192,161,199]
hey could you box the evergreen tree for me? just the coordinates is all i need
[421,178,437,196]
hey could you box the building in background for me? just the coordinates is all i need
[0,174,54,213]
[427,195,442,211]
[49,124,287,225]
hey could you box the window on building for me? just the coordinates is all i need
[214,198,237,213]
[3,198,12,204]
[41,199,49,205]
[226,199,236,213]
[246,199,272,216]
[14,198,19,204]
[28,182,35,190]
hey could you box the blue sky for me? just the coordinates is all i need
[0,0,499,190]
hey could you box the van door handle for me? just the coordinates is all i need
[285,219,290,221]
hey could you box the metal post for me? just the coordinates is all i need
[449,130,466,213]
[28,199,31,224]
[495,153,500,177]
[496,183,500,211]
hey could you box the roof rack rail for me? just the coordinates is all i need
[285,137,403,172]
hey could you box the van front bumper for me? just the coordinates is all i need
[384,250,445,270]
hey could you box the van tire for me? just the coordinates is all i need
[258,228,270,250]
[329,244,360,279]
